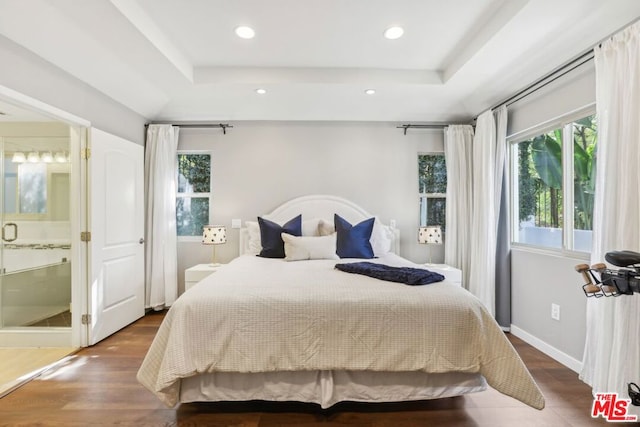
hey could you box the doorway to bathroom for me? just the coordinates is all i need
[0,108,82,348]
[0,113,81,395]
[0,91,144,395]
[0,124,72,333]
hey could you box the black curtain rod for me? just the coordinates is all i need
[487,16,640,113]
[396,124,448,135]
[145,123,233,134]
[489,50,595,112]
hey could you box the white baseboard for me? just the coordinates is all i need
[510,325,583,374]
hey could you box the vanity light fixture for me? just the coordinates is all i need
[54,151,67,163]
[11,152,26,163]
[384,26,404,40]
[255,88,267,95]
[364,89,376,95]
[41,151,53,163]
[235,26,255,39]
[27,151,40,163]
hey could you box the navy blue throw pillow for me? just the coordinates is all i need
[258,215,302,258]
[334,214,375,259]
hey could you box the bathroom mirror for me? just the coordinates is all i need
[3,136,70,221]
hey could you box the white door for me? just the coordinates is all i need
[88,128,144,345]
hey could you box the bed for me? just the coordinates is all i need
[137,195,545,410]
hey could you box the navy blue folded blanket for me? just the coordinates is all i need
[335,262,445,286]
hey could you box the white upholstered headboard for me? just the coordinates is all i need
[239,194,400,255]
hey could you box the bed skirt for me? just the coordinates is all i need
[179,370,487,409]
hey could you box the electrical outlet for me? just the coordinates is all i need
[389,219,397,228]
[551,303,560,321]
[231,219,242,229]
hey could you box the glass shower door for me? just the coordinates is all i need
[0,135,72,329]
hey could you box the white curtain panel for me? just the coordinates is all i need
[466,108,507,316]
[444,125,474,288]
[581,22,640,413]
[144,124,179,309]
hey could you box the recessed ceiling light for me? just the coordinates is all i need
[255,88,267,95]
[235,26,255,39]
[384,26,404,40]
[364,89,376,95]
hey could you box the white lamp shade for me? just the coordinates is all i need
[418,226,442,244]
[202,225,227,245]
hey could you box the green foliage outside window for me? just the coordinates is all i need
[418,154,447,194]
[518,141,537,223]
[516,115,596,231]
[572,116,597,230]
[176,197,210,236]
[176,153,211,237]
[177,154,210,193]
[418,154,447,229]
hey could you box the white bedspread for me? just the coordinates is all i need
[137,254,544,409]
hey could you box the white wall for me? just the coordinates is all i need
[511,249,586,370]
[0,35,147,144]
[507,59,595,371]
[176,121,444,294]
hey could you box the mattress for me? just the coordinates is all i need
[138,253,544,409]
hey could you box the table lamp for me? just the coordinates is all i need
[418,225,442,265]
[202,225,227,266]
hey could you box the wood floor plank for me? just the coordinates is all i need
[0,310,614,426]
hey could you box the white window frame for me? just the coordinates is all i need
[508,104,596,256]
[418,152,446,228]
[176,150,213,242]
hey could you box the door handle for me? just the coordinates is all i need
[2,222,18,242]
[139,238,145,244]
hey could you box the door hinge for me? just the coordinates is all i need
[81,314,91,325]
[81,148,91,159]
[80,231,91,242]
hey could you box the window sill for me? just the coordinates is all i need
[510,243,590,261]
[177,236,204,243]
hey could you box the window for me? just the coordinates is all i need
[418,154,446,229]
[176,152,212,238]
[511,113,596,252]
[18,163,47,214]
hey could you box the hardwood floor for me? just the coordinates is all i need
[0,310,614,426]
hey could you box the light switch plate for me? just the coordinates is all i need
[231,219,242,229]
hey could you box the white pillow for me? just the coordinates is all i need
[246,221,261,254]
[282,232,338,261]
[370,218,393,256]
[302,218,322,236]
[318,217,393,256]
[318,218,335,236]
[246,217,323,255]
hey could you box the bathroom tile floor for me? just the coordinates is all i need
[27,310,71,327]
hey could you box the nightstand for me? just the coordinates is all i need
[185,264,220,291]
[424,264,462,286]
